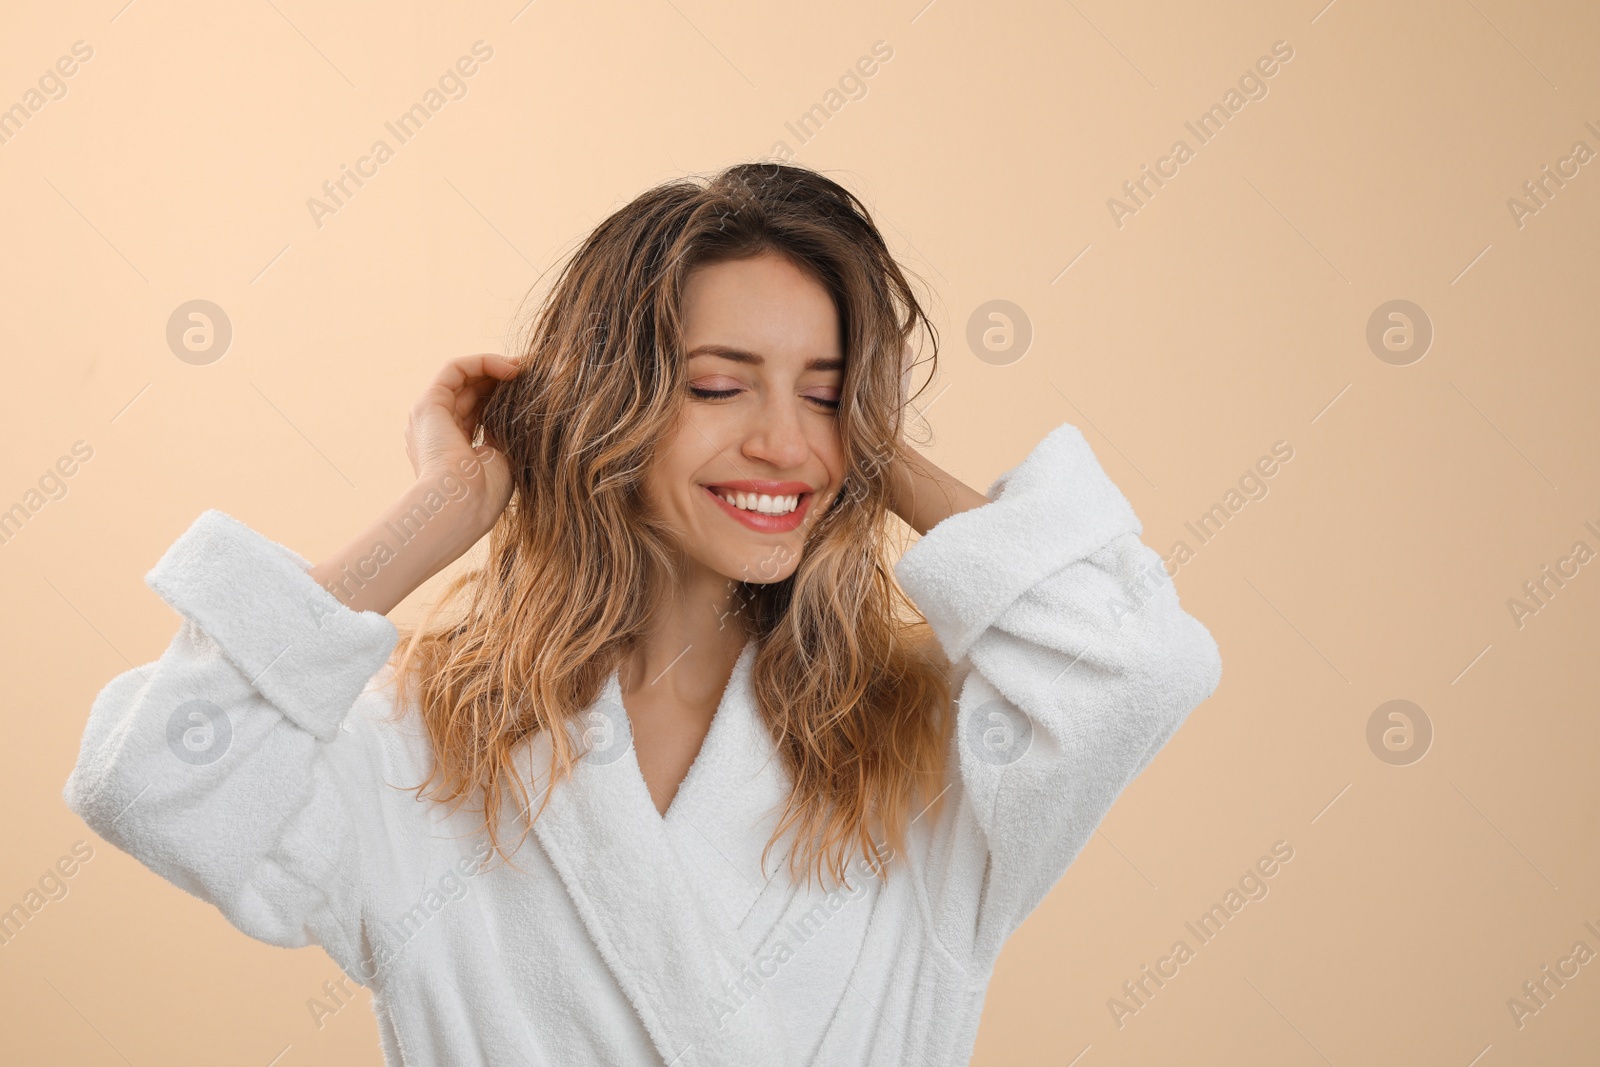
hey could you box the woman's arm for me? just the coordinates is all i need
[884,446,991,537]
[888,341,992,536]
[310,353,519,616]
[308,472,496,617]
[62,354,520,982]
[64,512,404,980]
[891,423,1223,970]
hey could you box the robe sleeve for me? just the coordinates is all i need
[892,422,1222,969]
[62,509,402,984]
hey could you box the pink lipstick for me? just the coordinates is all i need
[702,480,815,534]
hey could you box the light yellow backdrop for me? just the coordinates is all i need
[5,0,1598,1063]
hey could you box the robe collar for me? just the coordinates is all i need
[516,637,798,1066]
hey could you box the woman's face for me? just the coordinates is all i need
[646,250,846,587]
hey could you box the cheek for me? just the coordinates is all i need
[640,461,691,527]
[811,428,846,486]
[646,426,705,506]
[663,478,703,525]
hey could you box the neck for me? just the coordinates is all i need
[621,555,750,707]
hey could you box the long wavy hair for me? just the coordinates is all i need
[388,162,954,888]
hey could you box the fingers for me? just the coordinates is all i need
[466,353,522,380]
[427,353,521,397]
[459,373,504,410]
[456,357,519,418]
[415,353,519,421]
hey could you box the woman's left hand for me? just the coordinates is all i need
[886,340,991,536]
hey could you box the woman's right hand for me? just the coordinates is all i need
[404,353,521,544]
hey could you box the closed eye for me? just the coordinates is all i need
[688,386,741,400]
[688,385,840,412]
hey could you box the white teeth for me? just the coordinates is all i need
[713,490,799,515]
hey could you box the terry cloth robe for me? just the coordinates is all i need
[63,421,1222,1066]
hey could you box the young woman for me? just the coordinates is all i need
[64,163,1221,1066]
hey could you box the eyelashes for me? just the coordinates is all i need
[688,385,840,411]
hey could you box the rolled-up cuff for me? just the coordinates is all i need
[893,423,1142,664]
[145,509,400,741]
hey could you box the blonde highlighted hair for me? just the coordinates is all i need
[389,162,953,888]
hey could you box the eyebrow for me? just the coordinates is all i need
[687,343,843,373]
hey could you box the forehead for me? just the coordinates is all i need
[681,252,842,365]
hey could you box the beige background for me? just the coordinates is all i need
[4,0,1597,1062]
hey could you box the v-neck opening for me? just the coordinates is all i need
[518,631,794,1065]
[620,637,758,825]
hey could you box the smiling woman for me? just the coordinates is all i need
[63,161,1221,1065]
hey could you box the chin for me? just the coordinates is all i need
[742,569,798,587]
[725,545,803,585]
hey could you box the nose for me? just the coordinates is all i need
[739,391,810,471]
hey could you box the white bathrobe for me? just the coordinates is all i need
[64,422,1222,1066]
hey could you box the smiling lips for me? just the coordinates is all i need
[702,480,815,533]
